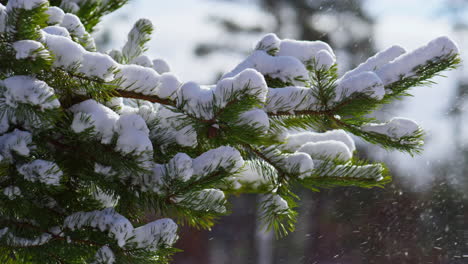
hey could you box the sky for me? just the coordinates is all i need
[95,0,467,187]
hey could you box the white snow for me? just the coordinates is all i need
[3,75,60,110]
[13,40,49,60]
[166,153,193,182]
[42,31,86,69]
[297,140,353,162]
[80,52,117,81]
[154,105,197,147]
[376,36,459,85]
[237,109,269,131]
[122,18,152,61]
[341,45,406,81]
[70,100,119,144]
[263,194,289,214]
[64,208,178,249]
[255,33,281,52]
[334,71,385,101]
[284,130,356,153]
[93,246,115,264]
[60,13,95,50]
[43,26,71,38]
[266,86,318,113]
[131,55,153,67]
[18,159,63,186]
[152,58,171,73]
[192,146,244,177]
[0,129,33,161]
[3,186,21,200]
[6,0,47,10]
[361,117,420,139]
[277,39,335,66]
[45,6,65,25]
[0,5,6,33]
[281,152,314,179]
[114,114,153,156]
[222,50,309,86]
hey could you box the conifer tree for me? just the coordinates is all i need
[0,0,461,263]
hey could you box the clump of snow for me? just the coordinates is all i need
[277,39,335,67]
[237,109,269,131]
[361,117,420,139]
[18,159,63,186]
[232,160,274,188]
[3,186,21,200]
[70,100,119,144]
[131,55,152,67]
[3,76,60,110]
[166,153,193,182]
[43,26,71,38]
[45,6,65,25]
[42,31,86,69]
[376,36,459,85]
[334,71,385,101]
[6,0,47,11]
[192,146,244,177]
[284,130,356,153]
[222,50,309,86]
[0,129,33,161]
[341,45,406,81]
[13,40,50,60]
[64,208,178,249]
[178,69,267,120]
[0,228,52,247]
[297,140,353,162]
[255,33,281,52]
[114,114,152,155]
[93,246,115,264]
[80,52,117,81]
[266,86,318,113]
[281,152,314,178]
[60,13,95,50]
[263,194,289,214]
[154,105,197,148]
[0,5,6,33]
[152,58,170,73]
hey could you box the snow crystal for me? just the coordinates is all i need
[0,129,33,161]
[64,208,178,249]
[297,140,353,162]
[334,71,385,101]
[13,40,49,60]
[70,100,119,144]
[3,186,21,200]
[361,117,420,139]
[222,50,309,86]
[192,146,244,177]
[93,246,115,264]
[376,36,459,85]
[18,159,63,186]
[277,39,335,66]
[6,0,47,10]
[3,75,60,110]
[341,45,406,81]
[42,26,70,38]
[284,130,356,153]
[281,152,314,179]
[152,58,171,73]
[114,114,153,155]
[45,6,65,25]
[255,33,281,52]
